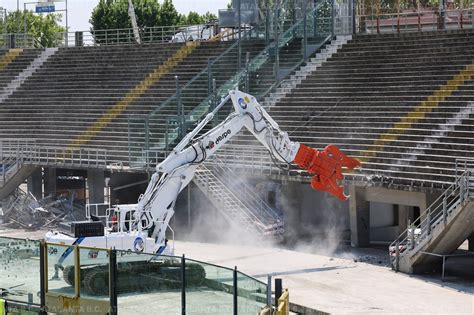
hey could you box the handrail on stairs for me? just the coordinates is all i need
[194,165,269,233]
[209,155,283,222]
[455,158,474,197]
[389,167,472,270]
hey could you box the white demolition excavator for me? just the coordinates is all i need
[45,90,360,294]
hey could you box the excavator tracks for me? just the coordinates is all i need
[62,260,206,295]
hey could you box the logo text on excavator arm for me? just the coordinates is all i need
[215,129,231,145]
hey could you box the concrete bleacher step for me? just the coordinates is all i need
[219,29,474,190]
[0,28,473,192]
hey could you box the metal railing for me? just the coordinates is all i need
[217,145,289,176]
[127,3,333,165]
[0,139,108,187]
[206,156,284,235]
[0,139,35,185]
[194,164,270,234]
[63,23,220,47]
[389,167,472,270]
[455,158,474,196]
[357,8,474,34]
[0,23,235,49]
[126,19,268,165]
[0,33,35,48]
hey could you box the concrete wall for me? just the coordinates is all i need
[350,185,442,247]
[370,202,395,227]
[370,202,397,242]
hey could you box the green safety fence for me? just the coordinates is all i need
[0,236,268,315]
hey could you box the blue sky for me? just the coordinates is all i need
[1,0,230,31]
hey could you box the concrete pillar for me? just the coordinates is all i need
[349,185,370,247]
[27,167,42,200]
[88,169,105,204]
[43,168,57,199]
[468,233,474,252]
[397,204,409,234]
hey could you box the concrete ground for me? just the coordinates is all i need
[1,227,473,314]
[174,241,473,314]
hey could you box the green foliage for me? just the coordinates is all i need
[159,0,181,26]
[1,10,65,47]
[182,11,217,25]
[185,12,203,25]
[90,0,217,32]
[198,12,218,24]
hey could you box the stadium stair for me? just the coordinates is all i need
[217,29,474,191]
[390,164,474,273]
[0,41,234,165]
[261,35,352,108]
[67,41,201,151]
[0,48,58,102]
[128,38,267,158]
[0,49,45,91]
[138,5,330,156]
[0,165,37,200]
[0,49,23,72]
[194,156,284,236]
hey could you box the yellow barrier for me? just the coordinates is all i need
[277,289,290,315]
[360,60,474,160]
[67,41,201,151]
[0,49,23,72]
[0,298,5,315]
[258,305,273,315]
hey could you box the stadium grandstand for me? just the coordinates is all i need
[0,0,473,314]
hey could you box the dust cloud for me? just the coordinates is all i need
[177,178,353,258]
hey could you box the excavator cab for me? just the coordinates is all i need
[113,205,149,233]
[108,204,136,233]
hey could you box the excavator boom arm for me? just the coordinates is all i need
[136,90,361,247]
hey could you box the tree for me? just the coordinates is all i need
[183,11,217,25]
[159,0,181,26]
[200,12,218,23]
[1,10,65,48]
[185,11,204,25]
[90,0,216,31]
[134,0,162,27]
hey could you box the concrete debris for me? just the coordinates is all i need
[366,174,394,184]
[0,189,86,230]
[353,254,389,266]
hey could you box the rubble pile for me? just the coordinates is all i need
[0,189,86,230]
